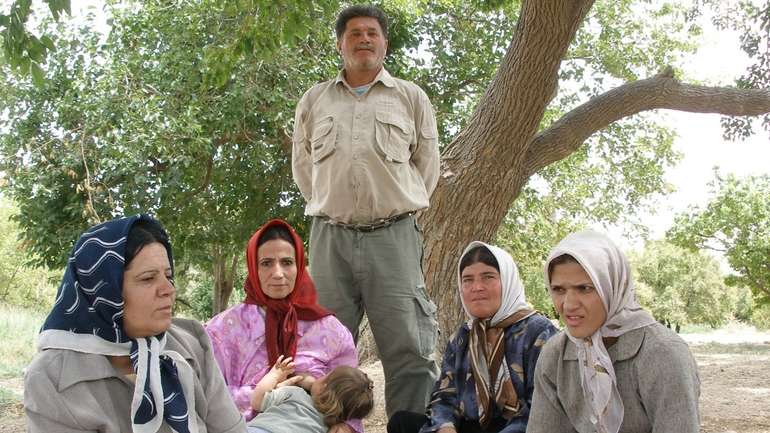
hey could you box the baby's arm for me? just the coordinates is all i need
[250,356,300,411]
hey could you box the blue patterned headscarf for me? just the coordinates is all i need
[38,215,196,433]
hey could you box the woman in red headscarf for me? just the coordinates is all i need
[206,220,361,433]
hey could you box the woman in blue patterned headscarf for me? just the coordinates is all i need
[24,215,246,433]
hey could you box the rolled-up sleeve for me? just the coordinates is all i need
[412,90,440,197]
[292,91,313,202]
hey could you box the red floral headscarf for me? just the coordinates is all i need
[243,219,332,364]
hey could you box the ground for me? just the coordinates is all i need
[1,326,768,433]
[359,324,770,433]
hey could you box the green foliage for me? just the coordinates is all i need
[0,1,338,285]
[495,189,585,316]
[668,174,770,307]
[180,270,215,321]
[750,302,770,330]
[194,0,339,88]
[630,240,734,328]
[695,0,770,138]
[0,197,58,309]
[0,0,755,315]
[0,0,70,82]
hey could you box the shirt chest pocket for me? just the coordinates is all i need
[374,110,414,163]
[310,116,337,164]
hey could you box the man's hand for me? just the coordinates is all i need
[437,426,457,433]
[327,422,354,433]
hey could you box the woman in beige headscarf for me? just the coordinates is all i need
[527,230,700,433]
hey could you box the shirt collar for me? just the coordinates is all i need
[58,349,120,391]
[56,333,196,391]
[563,326,645,362]
[335,67,395,89]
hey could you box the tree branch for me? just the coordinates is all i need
[179,153,214,203]
[524,69,770,175]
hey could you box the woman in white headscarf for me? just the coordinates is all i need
[388,242,558,433]
[527,231,700,433]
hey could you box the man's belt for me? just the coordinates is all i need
[322,212,414,232]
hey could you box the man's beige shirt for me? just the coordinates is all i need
[292,68,440,224]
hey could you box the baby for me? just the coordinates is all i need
[247,355,374,433]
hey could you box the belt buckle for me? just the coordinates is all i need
[356,219,386,232]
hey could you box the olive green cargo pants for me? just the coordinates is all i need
[309,215,439,417]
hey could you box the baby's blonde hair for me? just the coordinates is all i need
[312,366,374,427]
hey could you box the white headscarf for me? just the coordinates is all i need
[458,241,532,325]
[545,230,656,433]
[458,241,535,426]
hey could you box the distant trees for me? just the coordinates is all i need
[668,174,770,329]
[630,240,736,331]
[668,174,770,306]
[0,197,58,309]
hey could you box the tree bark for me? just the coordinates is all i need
[212,247,238,315]
[420,0,770,344]
[421,0,596,339]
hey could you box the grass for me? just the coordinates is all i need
[0,304,46,379]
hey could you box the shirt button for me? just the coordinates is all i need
[353,135,359,140]
[355,114,361,119]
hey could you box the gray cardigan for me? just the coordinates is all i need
[527,323,700,433]
[24,318,246,433]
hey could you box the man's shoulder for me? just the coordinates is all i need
[389,75,429,98]
[300,78,338,103]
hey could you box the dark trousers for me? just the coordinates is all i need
[388,411,506,433]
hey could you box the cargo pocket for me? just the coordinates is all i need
[374,110,413,163]
[310,116,336,164]
[414,284,439,358]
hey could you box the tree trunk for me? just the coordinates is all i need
[420,0,770,347]
[212,247,238,315]
[420,0,596,344]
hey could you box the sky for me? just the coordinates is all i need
[594,6,769,249]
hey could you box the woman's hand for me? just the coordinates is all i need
[327,422,354,433]
[437,427,457,433]
[291,372,317,391]
[276,375,304,388]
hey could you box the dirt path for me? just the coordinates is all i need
[693,344,770,433]
[360,334,770,433]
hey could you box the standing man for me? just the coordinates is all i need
[292,4,440,418]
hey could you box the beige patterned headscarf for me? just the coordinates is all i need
[545,230,656,433]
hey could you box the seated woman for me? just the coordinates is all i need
[388,241,559,433]
[527,230,700,433]
[24,215,245,433]
[205,219,360,433]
